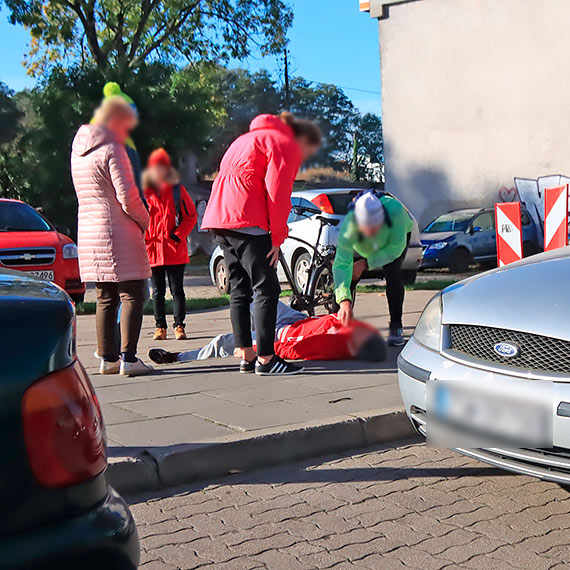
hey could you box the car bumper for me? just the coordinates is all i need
[0,486,139,569]
[398,337,570,485]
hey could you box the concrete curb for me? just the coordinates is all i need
[107,408,417,495]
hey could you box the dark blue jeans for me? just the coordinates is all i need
[151,264,186,328]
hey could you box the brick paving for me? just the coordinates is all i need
[129,441,570,569]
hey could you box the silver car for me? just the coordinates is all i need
[398,247,570,484]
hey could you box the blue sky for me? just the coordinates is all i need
[0,0,382,114]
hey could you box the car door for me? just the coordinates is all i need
[470,212,496,260]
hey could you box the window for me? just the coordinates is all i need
[521,209,532,226]
[0,202,52,232]
[472,212,495,231]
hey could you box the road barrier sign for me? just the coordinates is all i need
[544,185,569,252]
[495,202,523,267]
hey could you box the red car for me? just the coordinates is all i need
[0,199,85,303]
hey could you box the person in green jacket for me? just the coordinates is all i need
[333,191,413,346]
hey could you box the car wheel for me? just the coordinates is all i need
[402,270,417,286]
[449,249,470,273]
[70,293,85,304]
[293,252,311,292]
[215,258,230,294]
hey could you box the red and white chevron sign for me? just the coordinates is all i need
[495,202,523,267]
[544,185,569,252]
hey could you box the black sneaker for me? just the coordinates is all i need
[255,355,304,376]
[388,327,405,347]
[240,359,256,374]
[148,348,180,364]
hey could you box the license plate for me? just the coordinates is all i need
[27,270,55,281]
[427,378,552,448]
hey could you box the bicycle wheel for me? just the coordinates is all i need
[307,262,340,315]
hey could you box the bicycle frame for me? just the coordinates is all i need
[279,212,336,313]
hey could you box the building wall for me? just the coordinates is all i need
[376,0,570,227]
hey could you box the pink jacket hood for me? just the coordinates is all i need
[249,114,294,137]
[72,124,116,157]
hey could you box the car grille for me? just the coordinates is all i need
[449,324,570,374]
[0,247,56,267]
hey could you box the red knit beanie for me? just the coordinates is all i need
[148,148,171,168]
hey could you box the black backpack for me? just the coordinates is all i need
[172,184,182,226]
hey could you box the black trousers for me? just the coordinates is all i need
[214,230,280,356]
[151,264,186,328]
[352,232,411,329]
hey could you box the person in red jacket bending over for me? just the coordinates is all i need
[144,148,197,341]
[201,112,321,376]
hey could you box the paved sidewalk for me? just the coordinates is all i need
[131,441,570,569]
[77,290,434,490]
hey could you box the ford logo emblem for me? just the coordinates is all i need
[493,342,519,358]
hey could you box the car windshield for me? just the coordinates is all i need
[423,213,473,233]
[0,202,52,232]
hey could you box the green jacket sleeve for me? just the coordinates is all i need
[367,199,413,269]
[333,213,357,303]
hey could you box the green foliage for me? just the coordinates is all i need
[3,0,293,81]
[351,113,384,183]
[0,63,226,230]
[0,82,24,145]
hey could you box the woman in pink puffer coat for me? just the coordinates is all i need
[71,96,152,377]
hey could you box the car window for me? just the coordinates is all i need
[288,198,300,224]
[326,192,360,215]
[0,202,52,232]
[472,212,495,231]
[423,213,473,233]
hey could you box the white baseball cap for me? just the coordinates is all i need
[354,193,385,228]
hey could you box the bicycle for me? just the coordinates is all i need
[279,205,340,316]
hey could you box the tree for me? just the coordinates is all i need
[0,63,226,230]
[3,0,293,81]
[351,113,384,183]
[289,78,359,168]
[0,82,23,145]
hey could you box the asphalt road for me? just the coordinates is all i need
[129,441,570,569]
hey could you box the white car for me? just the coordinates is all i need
[398,247,570,485]
[209,188,423,294]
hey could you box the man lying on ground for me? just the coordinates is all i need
[148,301,387,375]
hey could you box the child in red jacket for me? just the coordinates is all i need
[144,148,197,340]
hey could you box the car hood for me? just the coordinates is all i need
[441,247,570,340]
[0,230,63,249]
[420,231,457,244]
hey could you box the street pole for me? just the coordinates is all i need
[284,48,291,111]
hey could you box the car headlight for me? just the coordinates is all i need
[413,294,442,351]
[62,243,78,260]
[429,241,448,250]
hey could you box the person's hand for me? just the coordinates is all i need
[338,300,353,327]
[267,245,280,268]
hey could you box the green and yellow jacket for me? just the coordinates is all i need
[333,194,413,303]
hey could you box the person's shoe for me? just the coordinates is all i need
[255,355,304,376]
[174,325,187,340]
[153,328,167,340]
[148,348,180,365]
[99,359,120,375]
[120,358,154,377]
[240,359,256,374]
[388,327,406,347]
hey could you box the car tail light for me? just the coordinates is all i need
[22,360,106,488]
[311,193,335,214]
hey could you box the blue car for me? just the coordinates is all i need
[421,207,540,273]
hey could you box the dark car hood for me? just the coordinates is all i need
[420,231,458,244]
[441,247,570,340]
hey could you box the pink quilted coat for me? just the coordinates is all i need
[71,124,151,283]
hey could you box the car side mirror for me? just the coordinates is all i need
[469,226,482,235]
